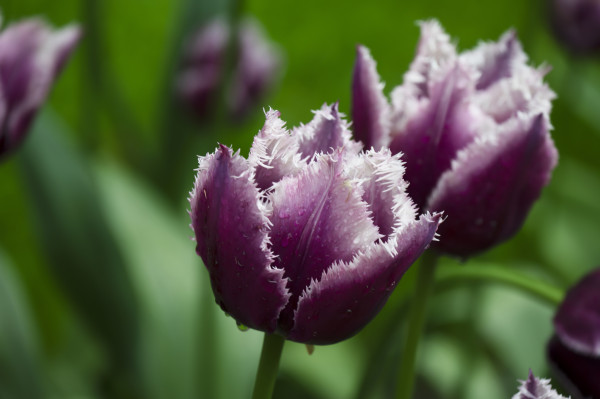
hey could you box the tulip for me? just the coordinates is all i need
[548,268,600,399]
[177,18,229,118]
[189,104,441,344]
[351,20,557,258]
[177,17,282,121]
[511,370,569,399]
[549,0,600,54]
[0,18,81,160]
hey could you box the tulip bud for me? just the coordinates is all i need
[177,17,282,122]
[189,105,441,344]
[550,0,600,54]
[0,18,81,160]
[351,20,557,258]
[548,268,600,399]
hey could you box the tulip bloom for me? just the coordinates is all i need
[177,17,282,121]
[512,370,568,399]
[0,18,81,160]
[548,268,600,398]
[550,0,600,54]
[189,105,441,344]
[352,20,557,258]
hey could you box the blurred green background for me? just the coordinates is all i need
[1,0,599,398]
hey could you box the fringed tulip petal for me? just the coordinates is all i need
[268,150,382,331]
[511,370,569,399]
[427,115,557,257]
[289,212,441,344]
[190,145,290,332]
[293,103,362,158]
[351,45,391,151]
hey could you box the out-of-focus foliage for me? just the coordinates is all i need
[0,0,598,398]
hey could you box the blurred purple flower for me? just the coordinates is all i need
[177,17,282,122]
[511,370,569,399]
[351,20,557,258]
[177,18,229,119]
[189,104,441,344]
[550,0,600,54]
[0,17,81,160]
[548,268,600,399]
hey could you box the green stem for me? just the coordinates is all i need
[436,264,564,306]
[395,251,439,399]
[252,333,285,399]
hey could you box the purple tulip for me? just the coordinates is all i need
[227,18,282,120]
[177,17,282,121]
[177,18,229,118]
[0,18,81,160]
[550,0,600,54]
[189,105,441,344]
[511,370,569,399]
[351,20,558,258]
[548,268,600,398]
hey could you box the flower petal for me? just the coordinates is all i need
[427,114,558,257]
[190,145,290,332]
[399,20,457,99]
[293,102,362,158]
[389,64,480,209]
[351,45,391,151]
[288,212,441,344]
[267,151,382,332]
[248,109,304,191]
[511,370,569,399]
[547,335,600,399]
[461,30,526,91]
[343,148,413,239]
[554,268,600,356]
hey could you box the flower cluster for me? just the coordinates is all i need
[0,18,80,160]
[189,104,441,344]
[352,20,557,258]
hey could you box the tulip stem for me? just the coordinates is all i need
[395,250,439,399]
[436,264,564,306]
[252,333,285,399]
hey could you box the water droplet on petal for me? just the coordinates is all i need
[279,209,291,219]
[236,322,249,332]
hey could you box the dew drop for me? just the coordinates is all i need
[236,322,249,332]
[279,209,291,219]
[305,344,315,355]
[281,233,293,248]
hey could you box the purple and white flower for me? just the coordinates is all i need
[177,17,282,121]
[351,20,557,258]
[0,17,81,160]
[189,104,441,344]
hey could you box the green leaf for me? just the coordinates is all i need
[0,250,44,399]
[94,159,202,399]
[18,110,140,375]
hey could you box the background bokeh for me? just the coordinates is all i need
[1,0,599,398]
